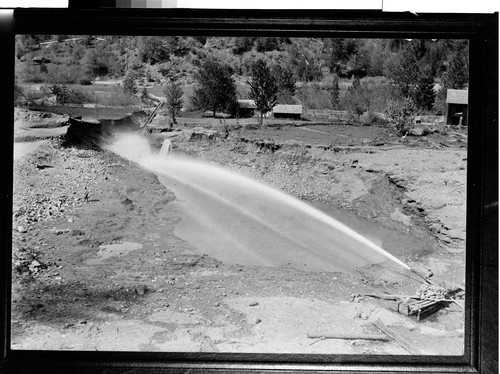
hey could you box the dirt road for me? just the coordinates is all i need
[11,109,466,354]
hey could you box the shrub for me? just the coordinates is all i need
[341,84,370,122]
[385,97,417,134]
[164,79,184,124]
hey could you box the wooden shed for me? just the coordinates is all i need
[32,56,51,65]
[446,89,468,126]
[272,104,303,120]
[237,99,256,118]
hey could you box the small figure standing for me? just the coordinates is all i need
[83,187,90,203]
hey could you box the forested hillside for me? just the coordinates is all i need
[15,35,469,117]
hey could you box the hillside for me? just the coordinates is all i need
[15,36,469,116]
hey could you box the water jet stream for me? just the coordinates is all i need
[106,135,411,273]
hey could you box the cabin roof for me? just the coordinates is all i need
[238,99,256,109]
[273,104,303,114]
[446,89,468,105]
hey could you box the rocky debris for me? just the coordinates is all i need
[121,198,135,210]
[249,301,259,307]
[252,317,262,324]
[13,246,50,275]
[17,226,27,233]
[13,141,111,231]
[415,284,451,300]
[134,285,148,295]
[350,293,364,303]
[185,127,220,142]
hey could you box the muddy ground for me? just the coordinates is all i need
[11,108,466,354]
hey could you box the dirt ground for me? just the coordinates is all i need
[11,108,466,355]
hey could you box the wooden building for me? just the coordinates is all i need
[446,89,468,126]
[272,104,303,120]
[237,100,256,118]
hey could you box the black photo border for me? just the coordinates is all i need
[0,8,497,374]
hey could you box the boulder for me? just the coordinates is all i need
[408,126,428,136]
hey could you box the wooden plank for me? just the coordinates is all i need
[307,333,390,341]
[372,319,422,354]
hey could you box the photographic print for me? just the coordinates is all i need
[11,35,467,355]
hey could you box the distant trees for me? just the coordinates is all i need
[272,65,296,103]
[387,40,425,99]
[329,38,359,66]
[255,37,280,52]
[442,48,469,89]
[191,60,237,117]
[248,59,279,125]
[435,44,468,113]
[386,40,436,111]
[288,43,323,82]
[13,35,469,117]
[232,37,254,55]
[84,46,112,78]
[164,79,183,124]
[138,36,170,65]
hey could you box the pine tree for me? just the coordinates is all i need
[387,40,425,98]
[248,59,279,125]
[443,50,469,89]
[414,65,436,111]
[164,79,183,125]
[191,60,237,117]
[328,76,340,109]
[123,71,137,95]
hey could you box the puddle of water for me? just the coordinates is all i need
[86,241,142,265]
